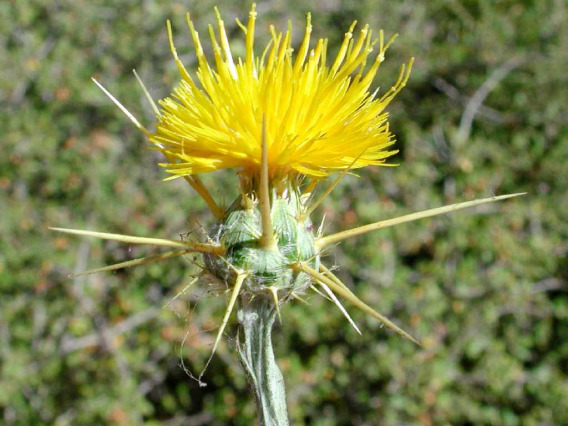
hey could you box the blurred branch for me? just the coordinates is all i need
[161,413,213,426]
[138,371,166,395]
[71,237,97,314]
[60,307,159,355]
[433,77,508,124]
[457,57,524,143]
[10,36,55,105]
[531,278,567,294]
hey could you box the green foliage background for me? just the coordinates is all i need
[2,0,567,424]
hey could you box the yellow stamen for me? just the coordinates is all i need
[150,7,410,179]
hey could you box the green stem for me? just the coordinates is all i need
[237,297,289,426]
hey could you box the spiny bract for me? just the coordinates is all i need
[204,190,318,296]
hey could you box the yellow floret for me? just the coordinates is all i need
[151,4,413,179]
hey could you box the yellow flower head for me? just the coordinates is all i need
[54,5,524,405]
[152,4,413,179]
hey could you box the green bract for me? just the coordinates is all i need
[205,190,319,297]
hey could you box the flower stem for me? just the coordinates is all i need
[237,297,289,425]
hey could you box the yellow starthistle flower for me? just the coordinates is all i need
[153,4,412,179]
[52,6,523,419]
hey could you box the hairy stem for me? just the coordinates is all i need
[237,297,289,425]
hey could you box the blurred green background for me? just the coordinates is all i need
[2,0,567,424]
